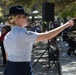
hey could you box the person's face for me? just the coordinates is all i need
[17,15,29,27]
[2,28,7,34]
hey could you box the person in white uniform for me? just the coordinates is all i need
[3,5,75,75]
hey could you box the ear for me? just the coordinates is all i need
[15,15,20,21]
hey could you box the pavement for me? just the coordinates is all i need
[0,50,4,75]
[31,41,60,75]
[0,38,76,75]
[58,41,76,75]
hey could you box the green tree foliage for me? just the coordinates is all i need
[0,0,76,18]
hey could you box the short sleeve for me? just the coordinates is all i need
[23,31,39,44]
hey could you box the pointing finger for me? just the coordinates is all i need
[70,17,76,21]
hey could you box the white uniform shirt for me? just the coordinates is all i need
[3,26,39,62]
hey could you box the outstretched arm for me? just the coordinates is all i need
[35,18,75,42]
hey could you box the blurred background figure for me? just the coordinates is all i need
[0,25,11,66]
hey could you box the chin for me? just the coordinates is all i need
[23,24,28,27]
[23,22,29,27]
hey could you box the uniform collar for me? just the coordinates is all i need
[12,26,27,31]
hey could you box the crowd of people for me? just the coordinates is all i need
[0,24,11,66]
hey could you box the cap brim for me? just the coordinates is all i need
[24,12,30,16]
[4,12,30,17]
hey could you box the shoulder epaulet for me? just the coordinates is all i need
[25,31,33,35]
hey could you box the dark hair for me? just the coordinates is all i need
[6,25,11,32]
[2,25,11,32]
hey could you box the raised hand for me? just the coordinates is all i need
[65,18,76,27]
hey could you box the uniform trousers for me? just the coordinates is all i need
[4,60,33,75]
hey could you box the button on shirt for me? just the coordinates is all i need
[3,26,39,62]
